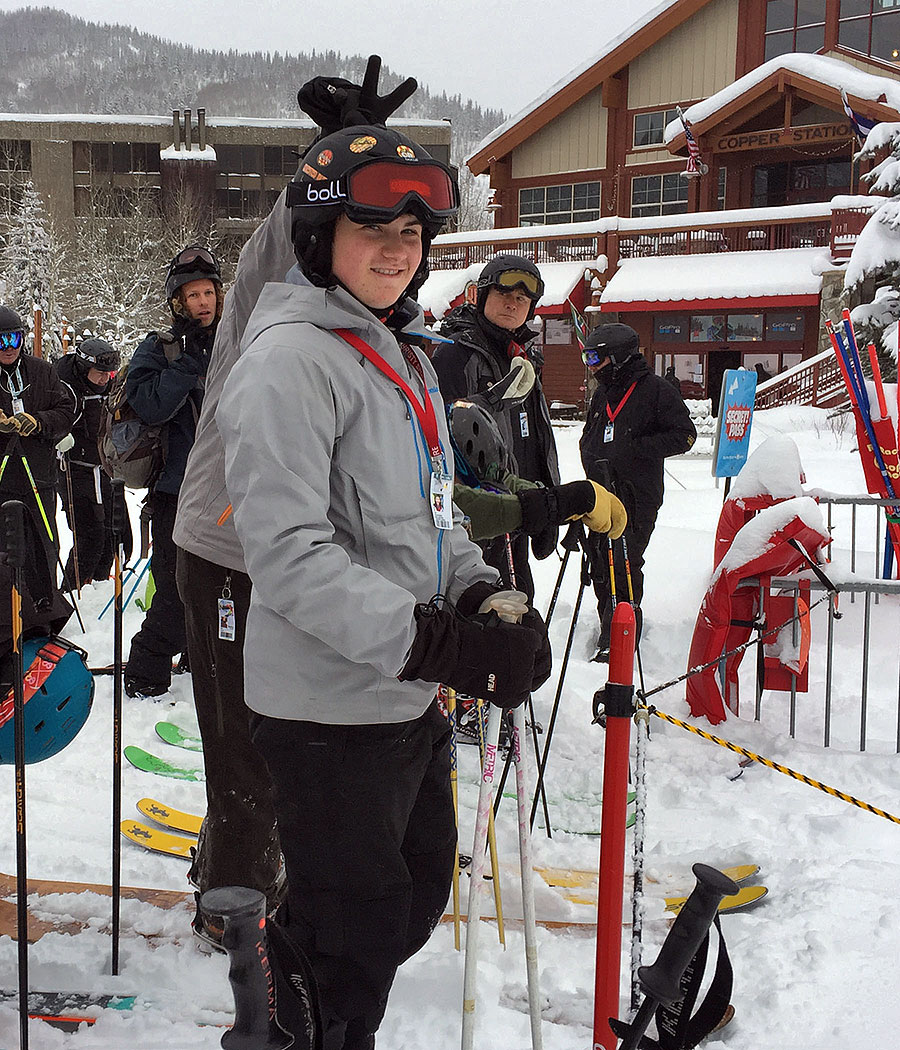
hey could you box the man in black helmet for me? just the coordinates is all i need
[431,254,561,599]
[580,322,696,659]
[55,335,133,587]
[123,246,223,699]
[0,305,75,619]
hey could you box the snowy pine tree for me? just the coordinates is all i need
[0,180,67,360]
[844,124,900,381]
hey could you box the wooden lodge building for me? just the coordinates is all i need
[421,0,900,412]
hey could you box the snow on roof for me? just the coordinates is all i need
[419,261,590,320]
[467,0,677,163]
[0,112,448,130]
[665,53,900,142]
[160,144,217,161]
[600,247,826,305]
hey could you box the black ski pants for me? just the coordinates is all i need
[588,516,656,647]
[59,464,133,588]
[252,700,456,1050]
[125,491,185,687]
[175,549,281,904]
[0,484,58,609]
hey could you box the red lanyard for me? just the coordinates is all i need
[606,381,638,423]
[334,328,444,464]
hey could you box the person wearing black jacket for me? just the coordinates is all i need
[56,337,133,587]
[0,305,76,613]
[432,254,560,599]
[124,247,223,699]
[580,323,696,658]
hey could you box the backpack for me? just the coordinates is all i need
[97,363,166,490]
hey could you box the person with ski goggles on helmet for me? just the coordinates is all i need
[432,254,562,599]
[55,333,134,587]
[216,58,551,1050]
[123,245,223,700]
[0,304,75,621]
[580,323,696,660]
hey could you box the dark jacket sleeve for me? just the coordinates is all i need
[126,334,202,425]
[430,341,480,403]
[34,360,76,441]
[632,381,697,461]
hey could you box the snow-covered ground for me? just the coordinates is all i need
[1,403,898,1049]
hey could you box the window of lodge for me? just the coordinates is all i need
[765,0,827,59]
[518,181,601,225]
[630,173,689,217]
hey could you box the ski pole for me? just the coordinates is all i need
[446,687,462,951]
[500,531,550,830]
[474,698,505,947]
[2,499,30,1050]
[544,520,582,627]
[97,561,138,620]
[60,452,81,595]
[614,864,739,1050]
[199,887,296,1050]
[620,533,648,1017]
[462,701,504,1050]
[529,549,589,832]
[109,479,126,975]
[501,549,543,1050]
[12,438,86,633]
[122,555,153,614]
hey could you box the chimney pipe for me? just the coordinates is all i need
[183,109,192,151]
[197,108,206,151]
[172,110,181,150]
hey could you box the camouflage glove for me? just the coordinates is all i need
[12,412,39,436]
[0,412,19,433]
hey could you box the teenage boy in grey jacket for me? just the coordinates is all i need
[217,115,551,1049]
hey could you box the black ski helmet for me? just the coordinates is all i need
[0,306,26,353]
[285,124,459,297]
[476,255,545,322]
[164,245,223,314]
[582,323,640,367]
[447,398,511,485]
[74,337,120,375]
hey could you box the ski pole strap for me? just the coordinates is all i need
[655,915,733,1050]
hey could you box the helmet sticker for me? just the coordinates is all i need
[396,144,416,160]
[316,149,333,166]
[302,163,327,181]
[349,135,378,154]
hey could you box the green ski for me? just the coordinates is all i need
[155,721,203,752]
[124,745,205,782]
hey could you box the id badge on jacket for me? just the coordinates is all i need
[430,471,454,530]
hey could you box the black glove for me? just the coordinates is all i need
[518,481,597,535]
[399,601,541,708]
[297,56,417,134]
[531,525,559,561]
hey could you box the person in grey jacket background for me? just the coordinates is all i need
[216,81,551,1049]
[173,192,293,948]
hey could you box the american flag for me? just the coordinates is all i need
[840,89,879,146]
[677,105,707,178]
[568,299,589,349]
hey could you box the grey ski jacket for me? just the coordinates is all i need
[174,190,295,571]
[217,277,497,725]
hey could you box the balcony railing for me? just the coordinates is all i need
[430,233,602,270]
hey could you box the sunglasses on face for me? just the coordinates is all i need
[0,330,24,351]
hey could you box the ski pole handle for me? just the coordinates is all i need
[637,864,738,1006]
[109,479,128,541]
[1,499,28,569]
[200,886,294,1050]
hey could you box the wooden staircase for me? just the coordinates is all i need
[755,349,848,410]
